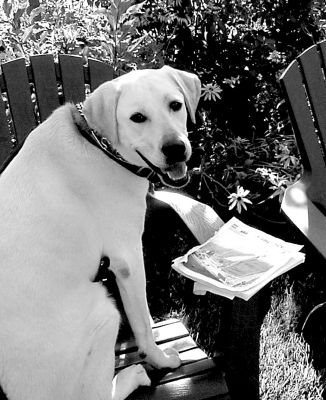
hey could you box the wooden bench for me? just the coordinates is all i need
[280,39,326,259]
[0,54,269,400]
[280,39,326,374]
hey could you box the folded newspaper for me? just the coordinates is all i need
[172,217,305,301]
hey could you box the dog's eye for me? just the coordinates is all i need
[130,113,147,123]
[170,101,182,112]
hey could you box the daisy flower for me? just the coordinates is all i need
[228,186,252,213]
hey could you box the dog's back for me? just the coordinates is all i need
[0,105,120,400]
[0,65,200,399]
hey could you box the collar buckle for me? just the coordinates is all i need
[100,137,109,150]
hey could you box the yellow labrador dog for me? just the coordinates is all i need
[0,66,200,400]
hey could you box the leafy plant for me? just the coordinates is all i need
[133,0,322,224]
[0,0,150,72]
[1,0,325,224]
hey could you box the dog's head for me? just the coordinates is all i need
[83,66,201,185]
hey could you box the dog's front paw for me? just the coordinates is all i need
[141,346,181,370]
[162,347,181,369]
[112,364,151,400]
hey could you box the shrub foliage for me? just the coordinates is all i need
[1,0,326,225]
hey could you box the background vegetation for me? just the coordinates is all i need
[2,0,326,398]
[2,0,326,226]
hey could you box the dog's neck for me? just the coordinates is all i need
[72,104,160,186]
[72,104,190,190]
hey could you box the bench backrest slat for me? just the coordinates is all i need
[88,58,114,92]
[0,55,114,168]
[280,42,326,208]
[281,58,325,177]
[59,55,85,104]
[2,58,36,144]
[0,97,12,162]
[299,45,326,156]
[30,54,60,122]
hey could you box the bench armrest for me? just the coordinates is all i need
[281,180,326,258]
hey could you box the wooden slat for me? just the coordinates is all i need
[158,336,196,355]
[30,55,60,121]
[115,319,229,399]
[280,41,326,252]
[116,336,197,370]
[280,60,326,182]
[282,180,326,258]
[88,58,114,91]
[1,58,36,143]
[317,39,326,76]
[281,49,326,209]
[151,318,180,328]
[0,96,12,166]
[128,369,230,400]
[115,320,189,355]
[152,321,189,343]
[299,45,326,155]
[58,55,85,103]
[149,357,218,385]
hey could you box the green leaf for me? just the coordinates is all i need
[128,34,146,52]
[26,0,40,14]
[127,1,145,15]
[29,6,43,22]
[39,30,48,43]
[22,24,35,43]
[13,8,25,29]
[108,14,117,30]
[108,2,118,22]
[3,0,12,18]
[118,0,135,16]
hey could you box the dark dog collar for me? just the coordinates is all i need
[73,105,190,189]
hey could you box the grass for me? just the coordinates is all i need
[143,214,326,399]
[260,289,325,399]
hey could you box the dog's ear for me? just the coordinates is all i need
[83,81,121,145]
[161,66,201,123]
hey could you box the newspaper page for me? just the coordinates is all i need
[172,217,305,300]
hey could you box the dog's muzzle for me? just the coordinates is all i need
[161,140,187,164]
[136,150,190,189]
[74,105,191,189]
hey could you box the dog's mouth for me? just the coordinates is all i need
[164,162,188,181]
[136,151,190,188]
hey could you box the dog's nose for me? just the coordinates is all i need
[161,140,187,164]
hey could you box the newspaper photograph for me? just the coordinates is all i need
[172,217,305,300]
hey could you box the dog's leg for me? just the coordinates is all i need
[112,365,151,400]
[110,254,181,370]
[73,289,150,400]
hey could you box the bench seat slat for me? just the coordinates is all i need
[128,369,230,400]
[115,320,189,355]
[115,336,197,370]
[149,357,219,386]
[115,319,229,400]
